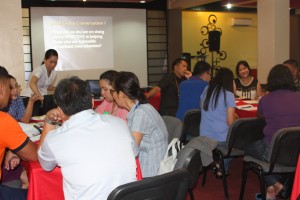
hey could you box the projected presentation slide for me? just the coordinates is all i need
[31,7,147,86]
[43,16,113,71]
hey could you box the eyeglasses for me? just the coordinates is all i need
[110,89,116,95]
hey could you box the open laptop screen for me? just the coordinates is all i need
[86,80,101,98]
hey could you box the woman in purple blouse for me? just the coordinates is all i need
[246,64,300,200]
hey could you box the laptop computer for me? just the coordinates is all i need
[86,80,101,99]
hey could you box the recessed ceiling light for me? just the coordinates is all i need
[83,0,86,2]
[226,3,232,9]
[140,0,146,3]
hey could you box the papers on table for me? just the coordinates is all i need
[236,105,257,111]
[31,115,46,121]
[18,122,41,142]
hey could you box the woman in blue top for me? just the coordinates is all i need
[200,67,236,178]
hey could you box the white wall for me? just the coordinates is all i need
[0,0,25,88]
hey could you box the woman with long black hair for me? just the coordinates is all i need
[200,67,236,178]
[112,71,168,178]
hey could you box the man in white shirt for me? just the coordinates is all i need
[37,76,136,200]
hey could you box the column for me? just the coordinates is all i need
[257,0,290,83]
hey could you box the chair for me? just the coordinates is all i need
[202,117,266,200]
[107,169,190,200]
[162,115,183,143]
[180,109,201,143]
[239,126,300,200]
[174,146,203,200]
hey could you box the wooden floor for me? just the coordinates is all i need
[187,158,285,200]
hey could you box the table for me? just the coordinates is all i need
[93,98,103,108]
[235,100,258,118]
[25,157,142,200]
[25,93,158,199]
[147,92,161,111]
[24,161,64,200]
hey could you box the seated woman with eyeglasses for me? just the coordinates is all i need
[94,70,128,122]
[3,75,39,123]
[111,71,168,178]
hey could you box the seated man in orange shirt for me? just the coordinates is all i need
[0,66,37,199]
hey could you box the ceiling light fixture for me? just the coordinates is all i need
[140,0,146,3]
[226,3,232,9]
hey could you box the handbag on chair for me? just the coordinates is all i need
[158,138,182,175]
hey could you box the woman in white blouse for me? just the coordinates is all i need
[22,49,58,116]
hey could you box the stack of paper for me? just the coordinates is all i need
[236,105,257,111]
[18,122,41,142]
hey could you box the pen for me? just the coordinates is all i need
[241,106,252,108]
[33,125,42,134]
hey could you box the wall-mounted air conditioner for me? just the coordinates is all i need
[231,18,253,26]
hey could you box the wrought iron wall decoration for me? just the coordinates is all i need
[197,14,227,77]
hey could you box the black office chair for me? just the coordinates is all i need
[162,115,183,143]
[107,169,190,200]
[180,109,201,143]
[174,146,203,200]
[202,117,266,200]
[239,126,300,200]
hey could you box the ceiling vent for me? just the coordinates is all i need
[231,18,253,26]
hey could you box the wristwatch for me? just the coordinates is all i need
[44,118,57,125]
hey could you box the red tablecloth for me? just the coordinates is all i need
[24,161,64,200]
[291,155,300,200]
[147,92,160,111]
[235,100,258,118]
[93,98,103,108]
[25,158,142,200]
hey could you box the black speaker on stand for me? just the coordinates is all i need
[208,31,221,77]
[209,31,221,52]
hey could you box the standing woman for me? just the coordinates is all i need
[112,72,168,178]
[22,49,58,116]
[234,60,262,99]
[94,70,128,121]
[200,67,236,178]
